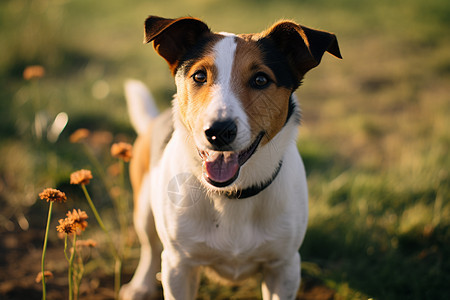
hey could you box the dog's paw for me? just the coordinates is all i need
[119,283,161,300]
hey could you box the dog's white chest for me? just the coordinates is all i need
[171,193,302,281]
[191,221,273,280]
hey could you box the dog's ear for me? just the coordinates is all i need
[262,20,342,78]
[144,16,211,75]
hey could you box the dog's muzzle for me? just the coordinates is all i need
[198,130,265,188]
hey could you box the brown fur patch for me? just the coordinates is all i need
[177,44,219,134]
[129,123,152,214]
[232,36,293,145]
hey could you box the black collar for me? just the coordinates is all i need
[224,160,283,199]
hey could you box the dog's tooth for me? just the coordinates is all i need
[223,151,237,162]
[206,150,221,162]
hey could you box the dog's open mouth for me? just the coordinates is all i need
[198,132,265,187]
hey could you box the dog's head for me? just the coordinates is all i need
[144,16,341,190]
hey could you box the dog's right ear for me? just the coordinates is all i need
[261,20,342,81]
[144,16,211,75]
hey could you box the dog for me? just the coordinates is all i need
[120,16,341,299]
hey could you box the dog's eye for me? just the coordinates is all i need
[193,71,207,84]
[251,73,270,89]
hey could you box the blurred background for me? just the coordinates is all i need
[0,0,449,299]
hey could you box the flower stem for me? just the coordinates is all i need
[117,160,127,238]
[41,201,53,300]
[114,258,122,299]
[80,184,121,298]
[74,252,85,300]
[114,160,131,257]
[81,185,107,232]
[64,234,70,262]
[68,234,77,300]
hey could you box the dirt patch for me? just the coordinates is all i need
[0,210,335,300]
[0,227,122,300]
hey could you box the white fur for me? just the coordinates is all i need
[120,53,308,300]
[195,35,251,152]
[124,79,159,134]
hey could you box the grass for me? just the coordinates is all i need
[1,0,449,299]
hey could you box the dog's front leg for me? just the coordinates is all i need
[261,252,301,300]
[120,207,162,300]
[161,249,200,299]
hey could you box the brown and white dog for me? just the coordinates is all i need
[120,16,341,299]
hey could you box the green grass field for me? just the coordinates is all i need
[1,0,449,299]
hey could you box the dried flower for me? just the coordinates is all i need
[23,65,45,80]
[69,128,90,143]
[109,186,122,198]
[67,209,88,232]
[56,218,75,234]
[107,163,121,177]
[111,142,133,162]
[39,188,67,203]
[70,169,93,185]
[35,271,53,283]
[90,131,113,147]
[76,239,97,248]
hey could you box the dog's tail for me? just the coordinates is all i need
[124,79,159,135]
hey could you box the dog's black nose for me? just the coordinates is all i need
[204,119,237,149]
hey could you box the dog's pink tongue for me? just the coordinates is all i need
[204,151,239,183]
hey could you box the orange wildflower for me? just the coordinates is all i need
[70,169,93,185]
[39,188,67,203]
[35,271,53,283]
[66,209,88,232]
[23,65,45,80]
[111,142,133,162]
[56,218,75,234]
[69,128,90,143]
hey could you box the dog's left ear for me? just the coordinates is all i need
[144,16,211,75]
[262,20,342,79]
